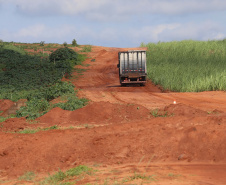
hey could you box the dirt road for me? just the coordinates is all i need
[0,46,226,184]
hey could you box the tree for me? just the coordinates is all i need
[49,47,78,63]
[72,39,78,46]
[63,42,68,47]
[40,41,45,46]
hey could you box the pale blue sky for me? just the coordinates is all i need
[0,0,226,47]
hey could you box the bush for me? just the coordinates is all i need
[0,49,66,91]
[49,47,78,63]
[16,98,50,119]
[40,41,45,46]
[28,81,75,101]
[63,42,67,47]
[54,97,88,111]
[81,45,92,52]
[72,39,78,46]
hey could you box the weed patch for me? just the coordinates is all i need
[40,165,95,185]
[17,125,58,134]
[168,173,181,178]
[122,172,156,183]
[19,171,36,181]
[150,109,173,117]
[81,45,92,52]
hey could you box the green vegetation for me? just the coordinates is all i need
[122,172,156,183]
[40,165,95,185]
[168,173,181,178]
[142,40,226,92]
[14,82,88,120]
[54,96,88,111]
[17,125,58,134]
[81,45,92,52]
[40,41,45,46]
[0,42,89,120]
[49,47,79,77]
[0,114,16,123]
[63,42,68,47]
[150,109,173,117]
[19,171,36,181]
[72,39,78,47]
[0,117,7,123]
[0,47,71,96]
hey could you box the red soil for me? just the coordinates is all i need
[0,46,226,184]
[0,100,14,113]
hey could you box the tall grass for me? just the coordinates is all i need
[141,40,226,92]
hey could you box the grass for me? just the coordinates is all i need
[150,109,173,117]
[81,45,92,52]
[0,116,7,123]
[168,173,181,178]
[141,40,226,92]
[17,125,58,134]
[0,114,16,123]
[122,172,156,183]
[40,165,96,185]
[19,171,36,181]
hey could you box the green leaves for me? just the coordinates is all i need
[54,97,88,111]
[144,40,226,92]
[0,46,77,100]
[49,47,78,63]
[16,98,49,120]
[0,44,88,120]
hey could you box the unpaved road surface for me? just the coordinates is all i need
[0,46,226,184]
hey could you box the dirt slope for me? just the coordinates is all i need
[0,46,226,184]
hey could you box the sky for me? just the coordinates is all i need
[0,0,226,48]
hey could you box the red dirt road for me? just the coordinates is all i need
[0,46,226,184]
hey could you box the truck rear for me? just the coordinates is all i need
[117,50,147,86]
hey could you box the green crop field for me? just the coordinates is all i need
[141,40,226,92]
[0,42,88,120]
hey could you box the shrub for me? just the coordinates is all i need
[72,39,78,46]
[27,81,75,101]
[40,41,45,46]
[81,45,92,52]
[63,42,68,47]
[16,98,50,119]
[49,47,78,63]
[0,48,68,92]
[54,96,88,111]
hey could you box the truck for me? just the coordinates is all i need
[117,50,147,86]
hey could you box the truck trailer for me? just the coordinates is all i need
[117,50,147,86]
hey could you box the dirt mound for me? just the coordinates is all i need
[0,99,27,117]
[163,103,208,117]
[36,107,70,125]
[0,117,35,132]
[1,116,226,178]
[38,102,150,126]
[0,99,14,113]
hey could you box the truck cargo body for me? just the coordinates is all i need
[117,50,147,86]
